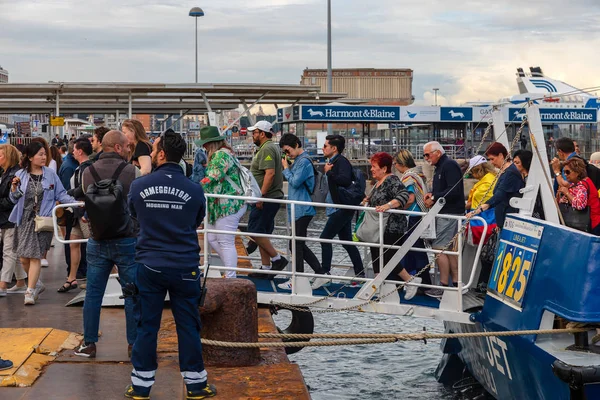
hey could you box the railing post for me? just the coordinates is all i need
[379,211,384,276]
[290,203,297,293]
[203,198,210,271]
[456,219,463,312]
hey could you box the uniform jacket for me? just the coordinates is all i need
[129,163,206,269]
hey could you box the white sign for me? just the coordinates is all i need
[316,131,328,155]
[472,107,493,124]
[399,106,441,122]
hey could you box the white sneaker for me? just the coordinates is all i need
[34,281,45,300]
[7,285,27,294]
[277,280,293,291]
[41,259,49,267]
[403,277,422,300]
[24,290,35,305]
[0,289,6,297]
[311,276,331,290]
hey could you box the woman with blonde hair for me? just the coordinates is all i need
[197,126,246,278]
[49,145,63,172]
[0,144,27,295]
[122,119,152,175]
[393,149,432,288]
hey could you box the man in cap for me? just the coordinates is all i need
[246,121,288,278]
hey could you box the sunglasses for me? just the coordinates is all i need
[423,150,438,158]
[564,169,572,175]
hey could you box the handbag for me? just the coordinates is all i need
[355,184,390,243]
[558,203,590,232]
[34,216,55,233]
[480,228,499,266]
[78,219,92,239]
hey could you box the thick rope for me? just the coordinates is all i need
[201,328,588,348]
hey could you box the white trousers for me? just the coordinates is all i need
[0,227,27,283]
[206,205,247,278]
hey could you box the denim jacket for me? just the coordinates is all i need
[190,148,207,183]
[9,167,76,226]
[282,152,316,222]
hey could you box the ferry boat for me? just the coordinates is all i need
[214,103,599,400]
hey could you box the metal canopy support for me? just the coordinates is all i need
[55,90,60,139]
[200,92,213,113]
[128,91,132,118]
[355,199,445,301]
[225,92,270,133]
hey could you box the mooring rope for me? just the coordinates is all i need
[201,327,588,348]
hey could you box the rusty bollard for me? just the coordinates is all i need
[199,278,260,367]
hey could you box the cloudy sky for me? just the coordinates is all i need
[2,0,600,107]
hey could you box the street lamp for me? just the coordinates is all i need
[433,88,439,107]
[189,7,205,83]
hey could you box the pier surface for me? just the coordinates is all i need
[0,237,310,399]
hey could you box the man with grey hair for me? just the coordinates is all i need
[422,141,464,298]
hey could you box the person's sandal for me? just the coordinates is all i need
[57,280,78,293]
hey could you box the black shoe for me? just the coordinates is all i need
[186,384,217,400]
[74,342,96,358]
[124,384,150,400]
[271,256,288,271]
[246,241,258,255]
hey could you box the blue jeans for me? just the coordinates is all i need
[83,237,139,345]
[131,265,207,395]
[320,209,364,276]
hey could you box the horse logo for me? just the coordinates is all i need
[448,110,465,119]
[514,111,527,121]
[307,108,324,117]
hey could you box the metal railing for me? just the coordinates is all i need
[51,194,487,319]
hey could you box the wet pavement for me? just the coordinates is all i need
[0,239,310,399]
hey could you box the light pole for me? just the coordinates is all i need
[327,0,332,135]
[189,7,205,83]
[433,88,439,107]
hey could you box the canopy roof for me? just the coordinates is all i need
[0,82,354,114]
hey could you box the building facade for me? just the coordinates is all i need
[0,66,8,124]
[300,68,414,105]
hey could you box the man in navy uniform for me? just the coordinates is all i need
[125,130,216,400]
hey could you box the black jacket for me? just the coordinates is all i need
[432,154,465,215]
[0,164,20,228]
[326,154,353,204]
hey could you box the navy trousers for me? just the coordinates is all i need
[130,265,208,395]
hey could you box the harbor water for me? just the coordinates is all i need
[244,209,454,399]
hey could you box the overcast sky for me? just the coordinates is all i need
[2,0,600,107]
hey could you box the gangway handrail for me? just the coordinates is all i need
[51,193,488,317]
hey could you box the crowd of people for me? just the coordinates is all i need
[0,121,598,392]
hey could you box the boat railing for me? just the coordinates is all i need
[52,195,487,320]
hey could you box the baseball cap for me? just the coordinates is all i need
[468,155,487,170]
[247,120,273,133]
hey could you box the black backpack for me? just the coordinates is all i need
[337,167,366,206]
[84,162,133,240]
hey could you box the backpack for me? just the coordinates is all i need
[305,162,329,204]
[223,153,262,204]
[573,155,600,197]
[84,162,133,240]
[337,167,366,206]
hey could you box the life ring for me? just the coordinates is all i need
[271,305,314,355]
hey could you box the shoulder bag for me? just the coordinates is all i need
[355,182,390,243]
